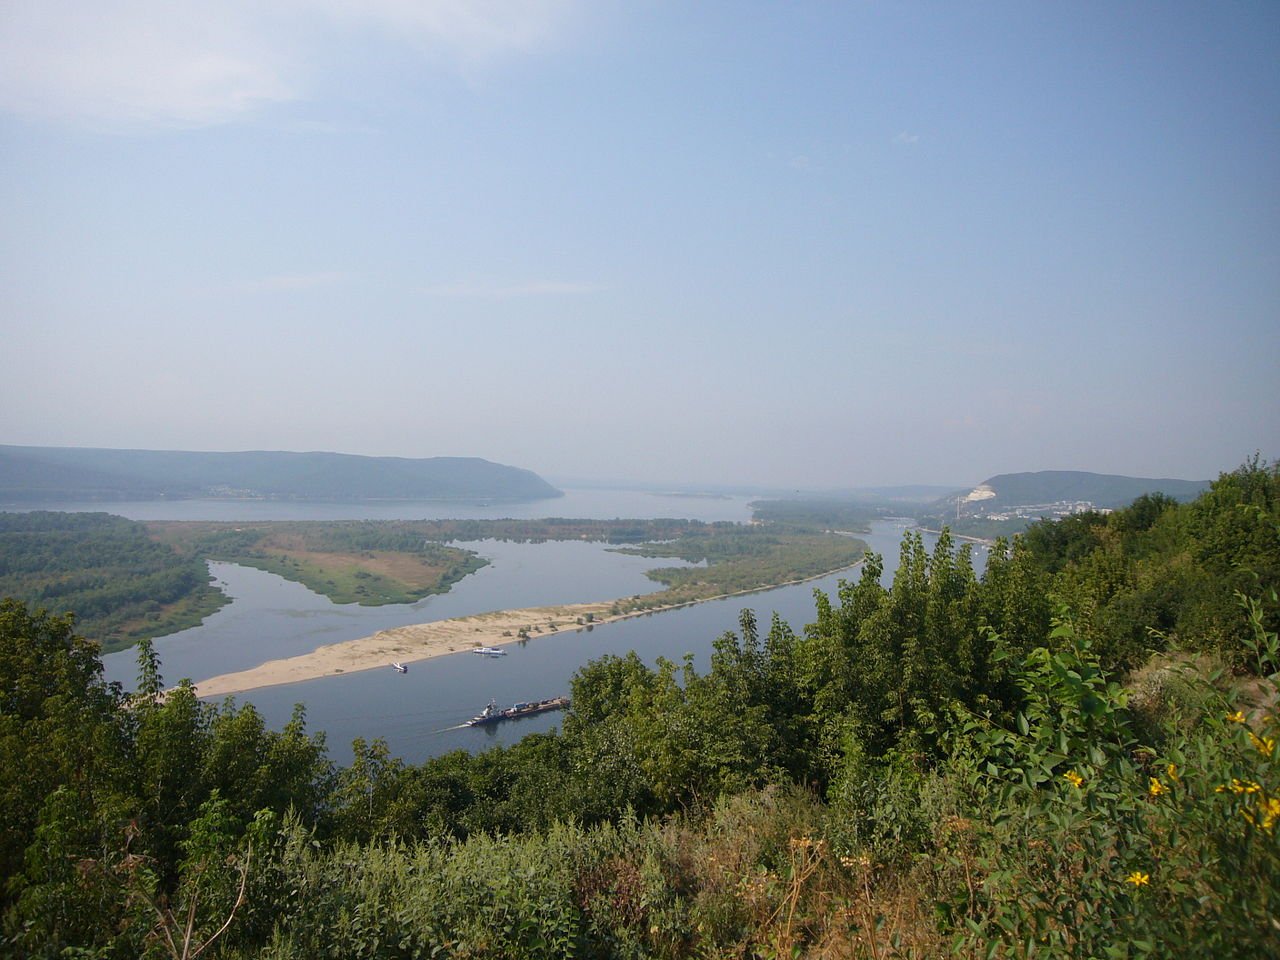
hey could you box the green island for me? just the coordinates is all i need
[1,458,1276,957]
[146,521,492,609]
[0,514,868,652]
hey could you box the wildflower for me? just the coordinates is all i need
[1229,778,1262,795]
[1125,871,1150,887]
[1227,711,1247,723]
[1264,797,1280,833]
[1248,732,1276,757]
[1063,770,1084,789]
[1166,763,1179,782]
[1148,777,1168,798]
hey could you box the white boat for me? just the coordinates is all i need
[473,646,507,657]
[391,662,408,673]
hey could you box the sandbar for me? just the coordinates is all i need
[193,602,615,699]
[191,560,867,699]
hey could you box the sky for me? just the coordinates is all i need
[1,1,1277,489]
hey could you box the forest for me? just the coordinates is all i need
[1,458,1277,958]
[0,512,229,650]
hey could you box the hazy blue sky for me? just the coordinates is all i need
[2,2,1276,488]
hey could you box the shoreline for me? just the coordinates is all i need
[190,559,867,699]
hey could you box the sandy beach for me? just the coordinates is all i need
[191,559,868,699]
[192,601,617,699]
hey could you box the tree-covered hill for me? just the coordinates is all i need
[0,445,562,502]
[941,469,1210,512]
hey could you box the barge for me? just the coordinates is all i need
[466,696,570,727]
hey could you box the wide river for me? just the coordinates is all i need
[77,490,984,764]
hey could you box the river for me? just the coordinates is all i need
[81,492,982,764]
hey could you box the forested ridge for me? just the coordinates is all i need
[1,460,1277,958]
[0,445,561,502]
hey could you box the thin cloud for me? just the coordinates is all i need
[894,131,921,145]
[0,0,577,128]
[423,279,603,299]
[0,1,292,128]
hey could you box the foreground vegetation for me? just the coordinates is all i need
[2,459,1276,957]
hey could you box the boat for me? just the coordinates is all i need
[465,696,570,727]
[391,662,408,673]
[472,646,507,657]
[467,699,502,726]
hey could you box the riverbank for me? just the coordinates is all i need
[191,559,867,698]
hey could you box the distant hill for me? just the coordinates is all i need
[0,445,562,503]
[935,470,1210,515]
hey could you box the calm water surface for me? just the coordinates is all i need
[101,539,699,688]
[14,487,756,523]
[90,495,983,764]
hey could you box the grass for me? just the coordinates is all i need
[147,521,488,607]
[99,584,231,653]
[228,551,479,606]
[146,520,866,614]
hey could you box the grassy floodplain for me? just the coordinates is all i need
[155,517,868,618]
[146,521,490,607]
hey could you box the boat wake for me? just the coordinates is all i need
[428,723,474,735]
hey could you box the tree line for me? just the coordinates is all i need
[0,512,227,651]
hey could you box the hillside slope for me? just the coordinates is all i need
[939,469,1209,512]
[0,445,562,502]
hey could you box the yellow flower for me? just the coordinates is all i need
[1166,763,1179,782]
[1248,732,1276,757]
[1230,778,1262,795]
[1227,711,1247,724]
[1264,797,1280,833]
[1126,871,1150,887]
[1149,777,1168,798]
[1064,770,1084,789]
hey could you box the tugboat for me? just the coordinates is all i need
[466,700,503,726]
[465,697,569,727]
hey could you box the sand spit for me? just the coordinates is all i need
[192,602,614,699]
[191,559,868,699]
